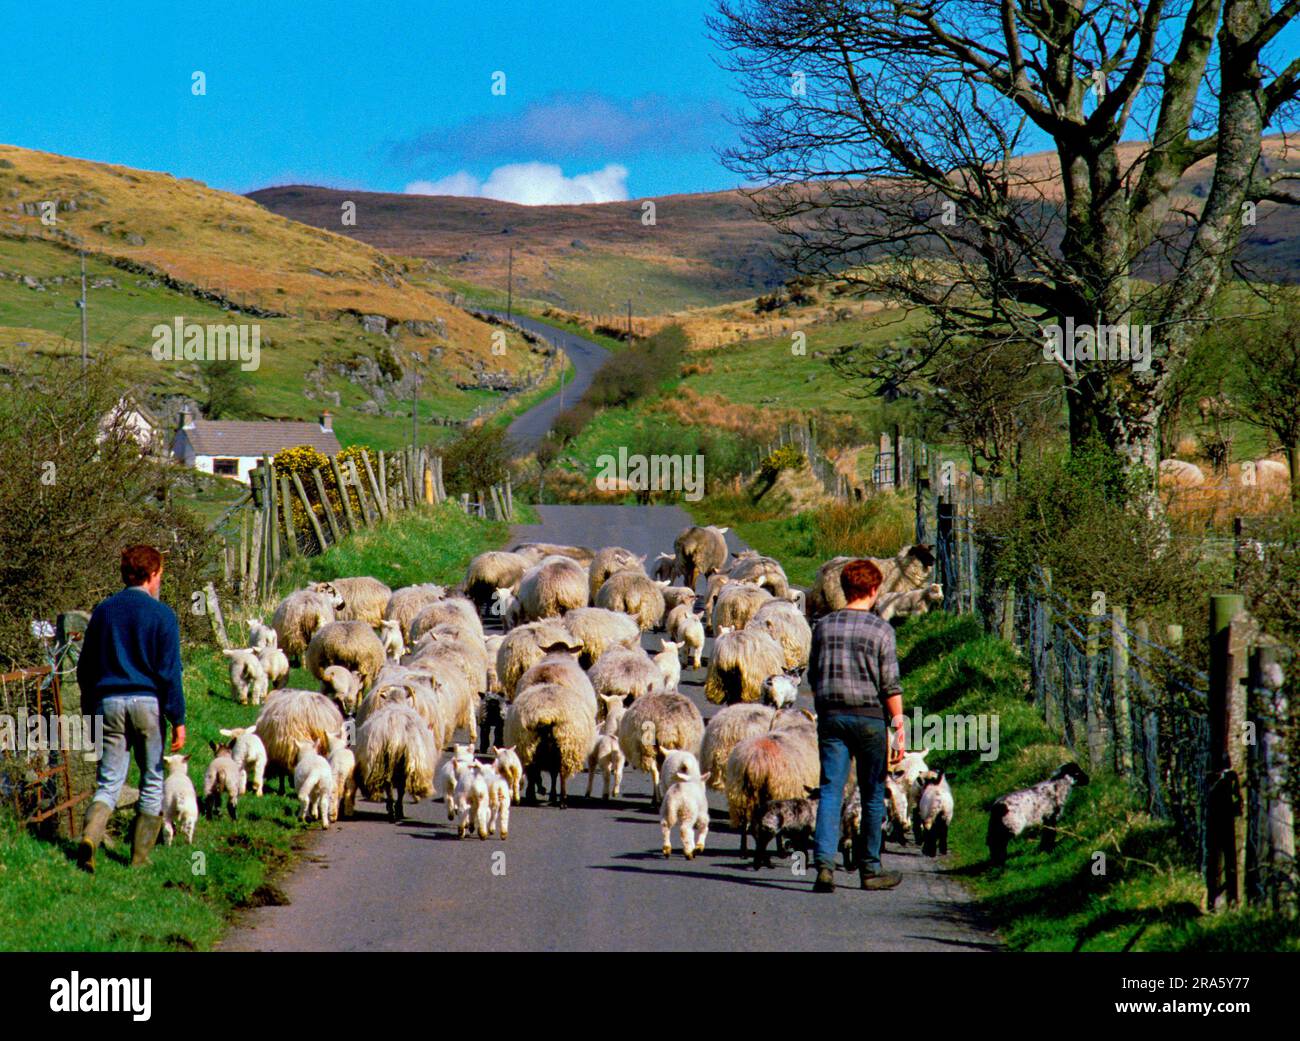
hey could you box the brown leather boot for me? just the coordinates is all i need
[860,866,903,890]
[129,813,163,867]
[77,801,112,874]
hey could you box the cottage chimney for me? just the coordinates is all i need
[320,410,333,432]
[178,409,194,430]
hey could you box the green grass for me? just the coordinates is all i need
[0,503,510,951]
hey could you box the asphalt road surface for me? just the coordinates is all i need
[220,505,1000,952]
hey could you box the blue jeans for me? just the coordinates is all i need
[813,713,888,873]
[92,695,165,817]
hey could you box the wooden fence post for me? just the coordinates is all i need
[349,460,375,526]
[362,453,388,520]
[1133,619,1159,809]
[328,457,357,534]
[1085,590,1107,768]
[1206,593,1249,911]
[378,450,388,512]
[1247,642,1292,909]
[1000,584,1016,646]
[247,503,264,603]
[423,454,435,505]
[1111,604,1132,775]
[312,467,342,543]
[280,475,298,558]
[936,501,956,609]
[264,457,281,575]
[292,472,327,553]
[238,507,250,599]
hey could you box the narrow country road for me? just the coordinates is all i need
[219,505,1000,952]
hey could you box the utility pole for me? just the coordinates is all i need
[506,247,513,320]
[79,251,88,369]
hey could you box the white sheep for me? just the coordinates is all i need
[915,770,954,856]
[657,749,702,803]
[660,765,711,859]
[679,612,705,669]
[378,618,406,662]
[249,618,278,652]
[485,765,511,839]
[293,738,336,829]
[258,643,291,690]
[654,639,682,692]
[218,726,268,797]
[491,587,522,630]
[760,673,800,710]
[326,731,357,820]
[585,734,626,800]
[222,647,269,706]
[321,665,363,715]
[493,745,523,803]
[438,744,476,821]
[455,760,492,839]
[161,754,198,846]
[203,740,242,820]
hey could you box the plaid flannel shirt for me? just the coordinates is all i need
[808,608,902,718]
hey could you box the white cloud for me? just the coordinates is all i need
[404,162,629,206]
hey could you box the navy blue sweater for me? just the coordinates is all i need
[76,587,186,726]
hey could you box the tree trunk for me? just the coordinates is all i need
[1289,442,1300,505]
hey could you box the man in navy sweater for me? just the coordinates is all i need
[76,545,186,872]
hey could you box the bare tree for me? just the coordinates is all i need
[710,0,1300,493]
[1229,292,1300,501]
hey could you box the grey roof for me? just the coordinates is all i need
[180,419,341,458]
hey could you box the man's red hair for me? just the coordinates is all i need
[121,545,164,586]
[840,558,883,602]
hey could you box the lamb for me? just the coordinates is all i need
[660,765,711,859]
[305,620,387,692]
[161,754,198,846]
[483,634,505,693]
[490,587,522,630]
[321,665,363,714]
[840,786,862,868]
[673,525,730,589]
[437,744,476,820]
[253,688,346,793]
[511,542,596,566]
[705,628,787,705]
[653,639,682,692]
[222,648,269,706]
[561,607,642,668]
[248,618,278,652]
[410,596,485,643]
[485,765,511,839]
[875,583,945,622]
[987,762,1089,865]
[258,641,291,690]
[355,703,438,821]
[588,646,663,704]
[585,733,625,800]
[454,760,493,839]
[516,652,597,717]
[748,599,812,671]
[661,586,698,614]
[656,749,702,804]
[650,552,678,584]
[728,554,790,598]
[883,771,909,846]
[464,550,530,611]
[678,611,705,670]
[293,738,336,829]
[504,682,597,807]
[915,770,954,856]
[760,673,801,710]
[496,620,583,698]
[378,618,406,662]
[588,546,646,600]
[895,747,932,834]
[325,731,357,819]
[383,583,447,644]
[617,692,704,800]
[202,740,241,821]
[517,555,590,620]
[218,726,267,797]
[751,794,817,869]
[312,576,392,626]
[271,587,343,663]
[700,703,776,791]
[805,545,936,618]
[594,568,667,631]
[493,745,523,803]
[596,692,629,733]
[724,727,820,855]
[711,582,773,634]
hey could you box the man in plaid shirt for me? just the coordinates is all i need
[808,558,905,892]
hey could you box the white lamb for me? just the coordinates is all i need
[438,744,476,820]
[378,618,406,662]
[161,754,198,846]
[654,639,682,691]
[249,619,278,652]
[222,647,269,706]
[218,726,267,797]
[760,673,800,709]
[258,643,291,690]
[680,612,705,669]
[585,734,626,800]
[493,745,523,803]
[326,730,357,820]
[660,766,711,859]
[485,765,511,839]
[293,738,335,829]
[455,760,493,839]
[491,587,522,630]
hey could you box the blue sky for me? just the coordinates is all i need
[1,0,739,203]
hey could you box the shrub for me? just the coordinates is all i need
[441,422,511,499]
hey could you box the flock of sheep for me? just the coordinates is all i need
[161,523,1087,874]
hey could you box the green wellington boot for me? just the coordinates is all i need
[76,801,112,874]
[129,813,164,867]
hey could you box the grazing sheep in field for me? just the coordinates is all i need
[496,620,583,698]
[661,585,698,614]
[321,665,363,714]
[588,646,663,704]
[673,525,730,590]
[915,770,953,856]
[325,731,357,819]
[202,740,241,821]
[490,587,522,630]
[651,552,678,584]
[760,673,801,710]
[805,545,936,618]
[249,618,278,652]
[712,582,773,634]
[752,794,817,869]
[254,688,347,793]
[383,583,447,644]
[518,555,590,620]
[219,727,267,798]
[505,682,597,807]
[653,639,682,692]
[562,606,642,668]
[512,542,596,566]
[700,703,776,792]
[617,692,704,799]
[585,733,625,800]
[272,587,343,663]
[410,596,484,643]
[161,755,198,846]
[305,620,387,692]
[729,554,790,598]
[437,744,475,820]
[291,738,335,829]
[378,618,406,662]
[705,628,787,705]
[987,762,1089,865]
[875,583,944,622]
[724,728,820,856]
[660,766,711,859]
[312,576,392,626]
[222,648,269,706]
[464,551,530,611]
[749,600,812,671]
[594,568,666,631]
[589,546,646,600]
[493,745,523,803]
[355,703,437,822]
[517,652,597,717]
[454,760,493,839]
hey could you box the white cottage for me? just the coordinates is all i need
[170,410,342,484]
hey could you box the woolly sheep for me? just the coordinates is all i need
[651,552,678,584]
[883,771,909,847]
[422,663,480,745]
[712,582,773,634]
[161,754,198,846]
[705,628,787,705]
[840,786,863,868]
[358,669,449,748]
[222,648,269,706]
[656,748,701,804]
[748,599,812,671]
[728,554,790,598]
[249,618,278,652]
[660,765,711,859]
[516,652,597,717]
[588,646,663,704]
[617,692,704,800]
[493,745,523,803]
[760,673,801,710]
[1158,458,1206,488]
[702,573,732,622]
[675,611,705,670]
[987,762,1089,865]
[383,583,447,644]
[593,568,666,631]
[254,688,347,791]
[915,770,953,856]
[596,692,628,733]
[511,542,596,566]
[305,620,387,692]
[518,555,590,621]
[437,743,476,820]
[673,525,730,589]
[259,642,291,690]
[661,585,698,614]
[293,738,335,829]
[202,740,241,821]
[454,760,493,839]
[724,728,819,855]
[325,731,357,820]
[378,618,406,662]
[312,576,392,626]
[585,733,625,801]
[875,583,944,622]
[561,606,642,668]
[355,703,438,821]
[410,596,485,643]
[496,620,583,698]
[485,764,511,839]
[219,726,267,798]
[504,682,597,807]
[321,665,363,714]
[588,545,646,600]
[408,622,489,690]
[464,550,530,611]
[491,587,522,630]
[805,545,936,618]
[483,634,505,693]
[700,703,775,792]
[272,587,342,663]
[752,794,817,869]
[653,639,682,692]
